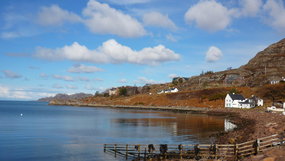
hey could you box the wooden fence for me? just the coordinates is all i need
[104,134,283,160]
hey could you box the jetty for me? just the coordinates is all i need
[104,134,284,160]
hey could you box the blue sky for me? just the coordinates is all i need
[0,0,284,100]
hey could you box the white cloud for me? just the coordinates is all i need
[40,73,49,78]
[168,74,178,79]
[82,0,146,37]
[1,31,28,39]
[184,0,234,32]
[206,46,223,62]
[66,85,78,89]
[2,70,22,79]
[106,0,150,5]
[0,85,54,100]
[94,78,103,81]
[118,78,128,83]
[135,77,158,85]
[37,5,82,26]
[52,84,64,89]
[53,75,74,81]
[263,0,285,33]
[143,11,177,30]
[35,39,180,65]
[77,76,90,82]
[68,64,103,73]
[85,84,105,91]
[240,0,262,17]
[166,34,177,42]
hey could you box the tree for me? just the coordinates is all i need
[119,87,128,96]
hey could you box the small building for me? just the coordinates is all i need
[157,88,179,94]
[249,95,264,107]
[165,88,179,93]
[225,93,263,109]
[225,93,246,108]
[108,88,118,96]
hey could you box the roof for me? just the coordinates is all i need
[229,93,245,100]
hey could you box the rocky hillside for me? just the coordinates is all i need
[38,93,93,102]
[170,38,285,91]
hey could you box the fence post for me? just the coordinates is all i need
[234,143,238,159]
[104,144,106,152]
[114,144,117,158]
[126,144,128,160]
[138,145,141,158]
[254,139,260,155]
[215,144,218,159]
[178,144,183,159]
[144,148,147,160]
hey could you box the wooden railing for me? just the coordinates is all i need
[104,134,283,160]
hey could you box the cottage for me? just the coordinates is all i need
[249,95,264,107]
[225,93,258,109]
[157,88,179,94]
[108,88,118,96]
[225,93,246,108]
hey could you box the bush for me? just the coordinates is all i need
[119,87,128,96]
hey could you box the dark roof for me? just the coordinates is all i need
[229,93,245,100]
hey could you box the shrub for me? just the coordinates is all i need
[119,87,128,96]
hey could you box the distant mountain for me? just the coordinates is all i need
[38,93,93,102]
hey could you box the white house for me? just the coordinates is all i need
[165,88,179,93]
[249,95,264,107]
[225,93,257,109]
[157,88,179,94]
[108,88,118,96]
[225,93,246,108]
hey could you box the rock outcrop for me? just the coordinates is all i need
[174,38,285,90]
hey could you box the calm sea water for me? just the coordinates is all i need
[0,101,226,161]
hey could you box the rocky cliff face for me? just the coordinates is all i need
[241,38,285,86]
[174,38,285,90]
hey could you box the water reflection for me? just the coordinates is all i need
[111,111,225,144]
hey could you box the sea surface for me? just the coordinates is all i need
[0,101,227,161]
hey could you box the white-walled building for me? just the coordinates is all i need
[157,88,179,94]
[108,88,118,96]
[225,93,247,108]
[225,93,263,109]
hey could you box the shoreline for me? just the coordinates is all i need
[49,101,285,144]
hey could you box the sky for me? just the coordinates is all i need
[0,0,285,100]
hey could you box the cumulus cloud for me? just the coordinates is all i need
[166,34,177,42]
[263,0,285,33]
[52,84,64,89]
[40,73,49,79]
[37,5,82,26]
[53,75,74,81]
[2,70,22,79]
[77,76,90,82]
[143,12,177,30]
[66,85,78,89]
[35,39,180,65]
[0,85,54,100]
[135,77,158,85]
[82,0,146,37]
[68,64,103,73]
[184,0,234,32]
[106,0,150,5]
[118,78,128,83]
[240,0,262,17]
[206,46,223,62]
[168,74,178,79]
